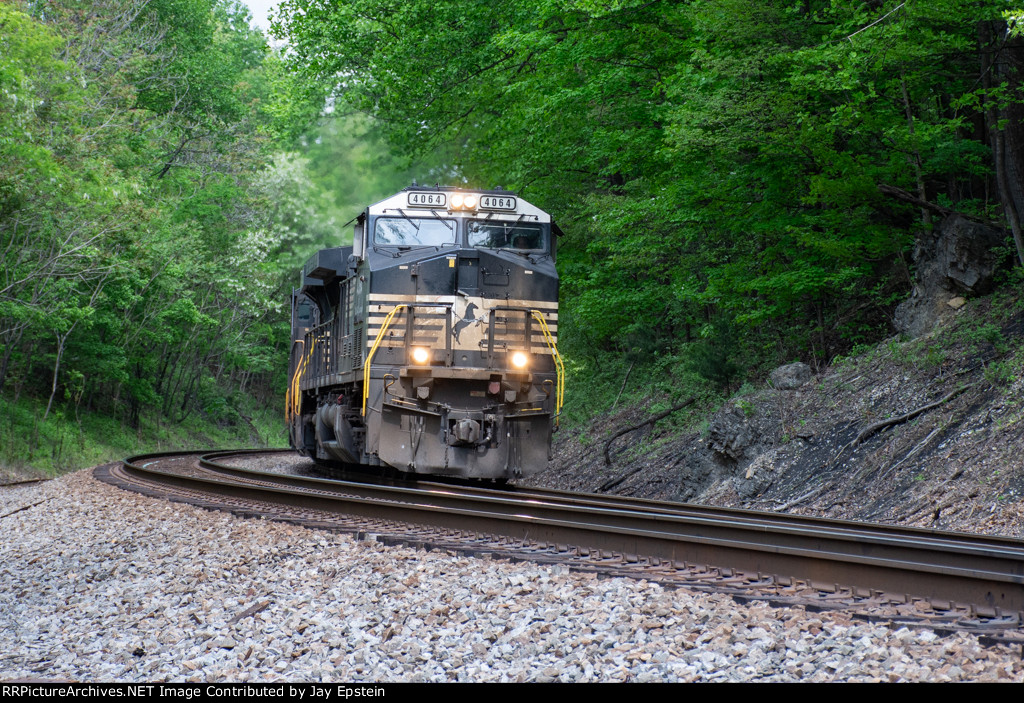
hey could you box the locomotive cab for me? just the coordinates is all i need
[287,186,562,479]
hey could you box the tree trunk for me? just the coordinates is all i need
[0,325,26,393]
[43,328,73,421]
[900,76,931,230]
[981,20,1024,267]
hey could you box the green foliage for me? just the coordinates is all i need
[954,321,1009,355]
[0,0,331,469]
[0,387,286,475]
[9,0,1024,458]
[273,0,1023,400]
[736,399,756,418]
[923,345,948,368]
[984,359,1016,387]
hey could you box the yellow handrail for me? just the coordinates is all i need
[530,310,564,426]
[287,338,314,423]
[362,304,407,416]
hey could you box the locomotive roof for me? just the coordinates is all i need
[403,184,517,195]
[366,186,551,223]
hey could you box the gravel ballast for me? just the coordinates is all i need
[1,469,1022,682]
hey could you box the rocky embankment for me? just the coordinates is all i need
[528,294,1024,538]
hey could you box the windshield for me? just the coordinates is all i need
[467,221,545,250]
[374,217,456,246]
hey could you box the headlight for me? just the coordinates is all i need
[510,351,528,369]
[449,193,479,211]
[411,347,430,364]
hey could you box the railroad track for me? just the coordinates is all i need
[96,449,1024,644]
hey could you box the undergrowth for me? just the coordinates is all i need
[0,394,287,478]
[559,347,723,435]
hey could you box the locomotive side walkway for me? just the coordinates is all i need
[2,468,1023,682]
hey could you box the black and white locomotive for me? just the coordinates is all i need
[286,185,562,479]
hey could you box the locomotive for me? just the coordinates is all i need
[286,185,562,479]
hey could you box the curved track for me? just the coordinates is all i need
[96,449,1024,643]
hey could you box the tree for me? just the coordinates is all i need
[1,0,324,438]
[275,0,1024,375]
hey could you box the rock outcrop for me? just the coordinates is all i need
[770,362,812,390]
[895,214,1007,337]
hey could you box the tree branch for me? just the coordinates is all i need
[603,397,696,467]
[853,385,969,446]
[876,184,994,225]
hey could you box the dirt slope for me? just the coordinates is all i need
[525,294,1024,537]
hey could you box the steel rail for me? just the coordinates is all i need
[201,450,1024,558]
[119,450,1024,615]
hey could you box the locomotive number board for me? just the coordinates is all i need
[407,192,447,208]
[479,195,517,211]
